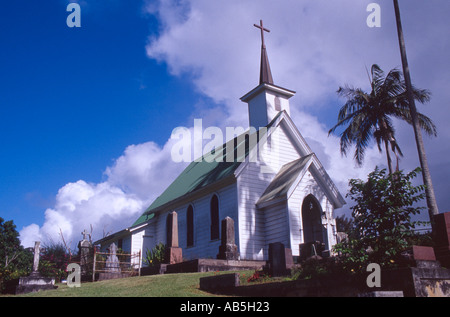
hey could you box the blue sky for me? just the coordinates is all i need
[1,1,449,248]
[1,1,197,230]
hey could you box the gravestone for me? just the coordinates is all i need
[217,217,239,260]
[98,242,131,281]
[434,212,450,268]
[31,241,40,276]
[285,248,294,269]
[165,211,183,264]
[78,229,92,277]
[16,241,57,294]
[105,242,121,273]
[268,242,287,277]
[299,241,325,261]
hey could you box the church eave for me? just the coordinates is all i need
[308,160,346,209]
[256,195,287,210]
[240,83,296,103]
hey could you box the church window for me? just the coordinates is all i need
[187,205,194,247]
[210,195,220,240]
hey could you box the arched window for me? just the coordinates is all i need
[186,205,194,247]
[210,195,220,240]
[301,194,324,244]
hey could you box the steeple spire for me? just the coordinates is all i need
[254,20,274,85]
[242,19,295,129]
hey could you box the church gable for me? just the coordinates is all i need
[286,168,339,256]
[250,112,345,209]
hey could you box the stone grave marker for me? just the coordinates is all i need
[165,211,183,264]
[217,217,239,260]
[434,211,450,267]
[105,242,121,273]
[16,241,57,294]
[268,242,287,277]
[78,229,92,277]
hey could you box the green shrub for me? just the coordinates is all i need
[333,167,428,273]
[143,242,167,267]
[0,218,33,292]
[39,242,73,281]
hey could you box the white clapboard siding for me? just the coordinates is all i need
[237,161,274,260]
[237,123,301,260]
[132,221,161,267]
[130,231,142,255]
[263,201,290,256]
[258,124,302,173]
[130,231,143,267]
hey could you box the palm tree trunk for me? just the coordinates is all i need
[384,140,394,175]
[393,148,400,172]
[393,0,439,227]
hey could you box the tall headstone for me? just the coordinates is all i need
[285,247,294,269]
[268,242,287,277]
[217,217,239,260]
[165,211,182,264]
[31,241,41,276]
[16,241,56,294]
[434,212,450,267]
[105,243,121,273]
[78,229,92,277]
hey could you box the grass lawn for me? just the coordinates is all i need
[9,271,257,297]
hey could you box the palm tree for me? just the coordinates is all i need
[329,64,436,174]
[392,0,439,222]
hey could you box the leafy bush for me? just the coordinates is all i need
[39,242,73,280]
[0,218,33,293]
[143,242,167,267]
[333,167,428,273]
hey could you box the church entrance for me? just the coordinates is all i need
[300,194,327,259]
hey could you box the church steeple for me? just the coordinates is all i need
[241,20,295,129]
[254,20,274,85]
[259,45,274,85]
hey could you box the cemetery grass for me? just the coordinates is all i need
[10,271,258,297]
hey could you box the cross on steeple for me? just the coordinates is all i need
[254,20,270,48]
[253,19,273,85]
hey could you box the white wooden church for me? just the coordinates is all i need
[95,21,345,266]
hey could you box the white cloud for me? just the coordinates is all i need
[20,180,144,248]
[105,141,186,200]
[19,224,42,249]
[20,139,188,248]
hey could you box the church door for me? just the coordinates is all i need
[301,194,324,244]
